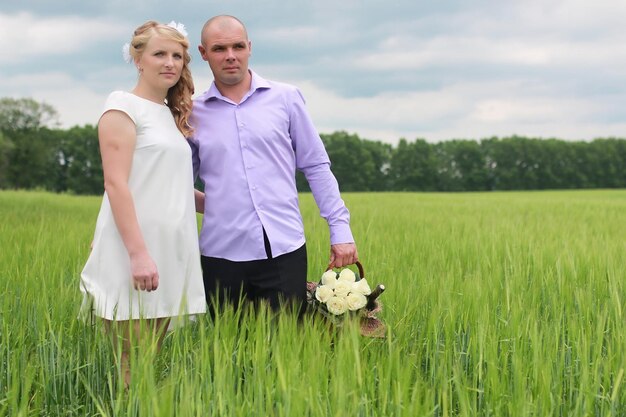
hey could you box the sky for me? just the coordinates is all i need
[1,0,625,144]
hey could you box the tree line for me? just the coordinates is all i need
[2,97,626,195]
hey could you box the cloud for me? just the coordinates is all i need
[2,1,625,143]
[1,11,127,63]
[0,71,128,127]
[276,75,626,143]
[353,14,626,73]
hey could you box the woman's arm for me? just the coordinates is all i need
[98,110,159,292]
[194,189,205,214]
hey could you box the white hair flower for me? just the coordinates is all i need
[122,43,132,64]
[167,21,188,37]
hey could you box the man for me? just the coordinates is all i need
[189,15,358,312]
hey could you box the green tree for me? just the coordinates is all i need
[61,125,103,195]
[360,139,393,191]
[582,138,626,188]
[0,97,62,191]
[5,128,61,190]
[434,140,488,191]
[296,131,391,192]
[0,97,59,131]
[539,139,588,189]
[0,131,14,188]
[388,138,437,191]
[482,136,538,190]
[322,131,376,191]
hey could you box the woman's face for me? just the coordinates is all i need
[137,34,185,92]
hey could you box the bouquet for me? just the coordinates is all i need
[306,261,386,338]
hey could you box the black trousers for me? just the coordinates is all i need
[200,243,307,313]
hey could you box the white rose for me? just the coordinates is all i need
[326,296,348,315]
[338,269,356,282]
[352,278,372,295]
[346,292,367,311]
[321,270,338,288]
[315,285,334,303]
[334,280,352,297]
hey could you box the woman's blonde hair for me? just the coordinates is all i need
[128,21,194,137]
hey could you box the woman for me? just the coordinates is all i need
[80,20,206,386]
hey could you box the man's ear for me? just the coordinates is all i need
[198,45,207,61]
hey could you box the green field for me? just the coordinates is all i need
[1,189,625,416]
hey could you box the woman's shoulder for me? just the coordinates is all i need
[105,90,135,103]
[103,90,135,106]
[101,91,139,123]
[106,91,169,111]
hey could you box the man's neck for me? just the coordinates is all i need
[216,73,252,104]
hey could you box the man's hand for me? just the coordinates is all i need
[329,243,358,268]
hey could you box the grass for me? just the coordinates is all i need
[1,189,625,416]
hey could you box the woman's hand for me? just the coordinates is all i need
[130,251,159,292]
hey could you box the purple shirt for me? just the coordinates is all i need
[189,70,354,261]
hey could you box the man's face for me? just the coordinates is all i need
[199,23,251,88]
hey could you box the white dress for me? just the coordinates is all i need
[80,91,206,321]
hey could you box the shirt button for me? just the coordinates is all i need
[252,185,257,190]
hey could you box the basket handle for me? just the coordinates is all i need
[326,260,365,279]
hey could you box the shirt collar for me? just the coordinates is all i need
[198,69,271,103]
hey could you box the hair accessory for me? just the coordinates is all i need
[167,21,188,37]
[121,21,186,64]
[122,43,132,64]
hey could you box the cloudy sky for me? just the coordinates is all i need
[2,0,625,144]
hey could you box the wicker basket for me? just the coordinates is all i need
[306,261,386,338]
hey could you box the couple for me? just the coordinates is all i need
[80,16,357,384]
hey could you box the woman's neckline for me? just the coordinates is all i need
[127,91,167,107]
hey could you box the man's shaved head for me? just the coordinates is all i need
[201,15,248,46]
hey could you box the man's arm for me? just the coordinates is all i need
[187,137,205,214]
[187,136,201,183]
[301,163,358,267]
[289,88,358,267]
